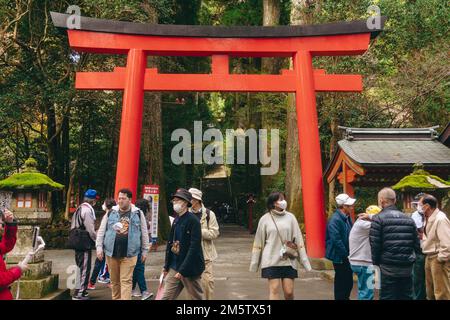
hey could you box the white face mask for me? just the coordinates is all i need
[417,204,424,214]
[173,202,186,214]
[276,200,287,211]
[102,203,107,212]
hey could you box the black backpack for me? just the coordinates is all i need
[67,206,94,251]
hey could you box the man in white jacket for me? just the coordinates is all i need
[188,188,220,300]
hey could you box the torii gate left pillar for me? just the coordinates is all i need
[52,12,384,258]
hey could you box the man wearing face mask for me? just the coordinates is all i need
[419,194,450,300]
[162,188,205,300]
[410,192,427,300]
[325,193,355,300]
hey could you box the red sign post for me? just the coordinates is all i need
[142,184,160,251]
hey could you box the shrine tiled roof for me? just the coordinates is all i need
[336,127,450,167]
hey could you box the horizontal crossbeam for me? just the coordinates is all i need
[67,30,371,57]
[75,68,362,92]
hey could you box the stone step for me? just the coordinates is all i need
[10,274,59,299]
[38,289,71,300]
[7,261,52,280]
[18,289,71,300]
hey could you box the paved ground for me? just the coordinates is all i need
[45,224,358,300]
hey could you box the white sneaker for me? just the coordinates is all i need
[98,277,110,284]
[132,289,142,297]
[141,291,154,300]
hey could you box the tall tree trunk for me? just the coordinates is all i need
[328,116,338,216]
[141,5,170,241]
[46,102,61,220]
[285,0,314,222]
[61,114,70,207]
[65,159,77,221]
[260,0,281,194]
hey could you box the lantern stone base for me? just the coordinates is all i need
[6,224,46,264]
[7,261,52,280]
[9,274,59,299]
[6,225,68,299]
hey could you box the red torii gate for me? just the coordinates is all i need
[51,12,385,258]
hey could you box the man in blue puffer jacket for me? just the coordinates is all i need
[326,193,355,300]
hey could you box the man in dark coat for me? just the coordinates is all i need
[162,188,205,300]
[325,193,355,300]
[370,187,421,300]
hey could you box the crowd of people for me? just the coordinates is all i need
[326,188,450,300]
[70,186,220,300]
[0,183,448,301]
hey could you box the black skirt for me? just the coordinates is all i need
[261,266,298,279]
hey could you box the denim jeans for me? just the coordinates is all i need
[351,264,374,300]
[90,257,109,284]
[132,253,147,292]
[412,252,426,300]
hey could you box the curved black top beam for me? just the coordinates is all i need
[50,12,385,39]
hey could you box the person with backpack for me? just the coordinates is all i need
[188,188,220,300]
[96,188,150,300]
[87,198,116,290]
[70,189,98,300]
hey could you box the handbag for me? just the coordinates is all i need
[270,213,299,260]
[67,206,94,251]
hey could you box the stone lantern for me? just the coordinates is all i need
[392,163,450,214]
[0,158,69,299]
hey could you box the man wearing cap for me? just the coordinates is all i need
[325,193,355,300]
[188,187,220,300]
[349,205,381,300]
[70,189,98,300]
[162,188,205,300]
[370,188,421,300]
